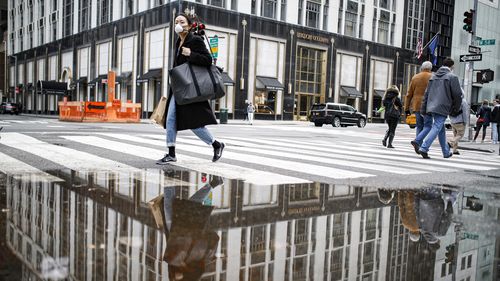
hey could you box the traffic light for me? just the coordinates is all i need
[445,245,455,264]
[476,69,495,84]
[463,10,474,33]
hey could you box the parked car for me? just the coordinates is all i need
[0,102,19,115]
[310,103,367,128]
[445,109,478,129]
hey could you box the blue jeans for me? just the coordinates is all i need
[491,122,498,143]
[166,95,215,147]
[419,113,450,156]
[415,112,425,137]
[414,114,433,146]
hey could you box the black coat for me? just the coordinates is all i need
[383,90,403,121]
[163,32,218,131]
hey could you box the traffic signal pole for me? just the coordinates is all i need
[464,0,479,141]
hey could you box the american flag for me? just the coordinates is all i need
[416,33,423,59]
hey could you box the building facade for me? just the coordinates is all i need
[6,0,417,121]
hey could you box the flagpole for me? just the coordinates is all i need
[421,31,441,51]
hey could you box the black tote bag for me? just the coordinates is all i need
[169,63,226,105]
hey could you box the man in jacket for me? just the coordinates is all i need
[405,61,433,137]
[491,99,499,144]
[449,92,469,155]
[417,58,462,159]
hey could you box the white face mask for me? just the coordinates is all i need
[175,24,185,34]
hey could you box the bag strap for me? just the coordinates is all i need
[206,66,218,93]
[188,63,202,97]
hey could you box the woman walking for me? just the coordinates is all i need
[382,85,403,148]
[157,14,224,164]
[247,102,255,125]
[473,99,492,143]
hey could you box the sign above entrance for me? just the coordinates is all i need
[296,32,330,44]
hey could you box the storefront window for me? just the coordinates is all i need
[254,90,276,114]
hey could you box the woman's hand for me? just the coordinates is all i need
[181,47,191,57]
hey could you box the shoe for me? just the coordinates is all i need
[444,152,453,158]
[156,154,177,165]
[411,141,421,154]
[387,144,395,148]
[212,142,225,162]
[419,150,430,159]
[382,139,387,147]
[453,151,460,155]
[387,135,395,148]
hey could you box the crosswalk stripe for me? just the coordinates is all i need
[268,137,496,171]
[139,134,374,179]
[63,135,311,185]
[0,151,63,182]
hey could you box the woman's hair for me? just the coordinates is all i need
[176,13,193,25]
[384,85,400,98]
[482,99,489,105]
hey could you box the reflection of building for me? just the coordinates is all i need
[7,0,420,121]
[5,170,418,280]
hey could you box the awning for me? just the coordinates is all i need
[76,77,88,84]
[137,69,162,83]
[37,80,68,95]
[340,86,363,98]
[221,72,235,86]
[116,72,132,84]
[256,76,284,91]
[88,75,107,85]
[374,89,385,98]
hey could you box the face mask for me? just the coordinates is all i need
[175,24,185,34]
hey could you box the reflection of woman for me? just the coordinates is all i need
[161,176,223,281]
[157,14,225,165]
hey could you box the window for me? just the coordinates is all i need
[207,0,225,8]
[123,0,133,17]
[305,0,321,28]
[281,0,287,21]
[231,0,237,10]
[63,0,73,37]
[441,263,446,277]
[254,91,277,114]
[261,0,277,19]
[322,0,329,30]
[80,0,91,31]
[98,0,111,25]
[377,10,390,44]
[467,255,472,268]
[295,46,325,95]
[298,0,303,24]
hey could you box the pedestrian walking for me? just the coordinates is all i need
[157,14,225,165]
[404,61,433,137]
[473,100,492,143]
[491,99,500,144]
[413,58,462,159]
[448,92,469,155]
[247,102,255,125]
[381,85,402,148]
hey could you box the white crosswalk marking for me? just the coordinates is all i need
[62,135,311,185]
[0,120,49,124]
[0,151,63,182]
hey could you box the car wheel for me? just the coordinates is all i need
[314,122,323,127]
[357,118,366,128]
[445,124,451,129]
[332,117,341,128]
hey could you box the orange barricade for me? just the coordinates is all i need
[58,100,141,123]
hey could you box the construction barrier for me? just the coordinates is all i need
[58,100,141,123]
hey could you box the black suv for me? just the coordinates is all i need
[310,103,366,128]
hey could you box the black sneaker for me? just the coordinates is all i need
[444,152,453,159]
[212,142,225,162]
[419,151,431,159]
[156,154,177,165]
[453,151,460,155]
[410,141,420,154]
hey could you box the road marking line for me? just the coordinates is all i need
[0,151,63,182]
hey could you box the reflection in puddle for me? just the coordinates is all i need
[0,168,499,281]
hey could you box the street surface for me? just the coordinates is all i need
[0,114,499,189]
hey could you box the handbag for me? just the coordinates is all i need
[150,96,167,128]
[385,98,401,118]
[169,63,226,105]
[477,117,485,124]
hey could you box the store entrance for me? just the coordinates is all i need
[295,94,320,121]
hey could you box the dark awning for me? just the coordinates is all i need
[76,77,88,84]
[116,72,132,84]
[256,76,284,91]
[88,74,108,85]
[374,89,385,98]
[340,86,363,98]
[137,69,162,83]
[221,72,235,86]
[37,80,68,95]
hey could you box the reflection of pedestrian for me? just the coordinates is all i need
[473,100,492,143]
[160,176,224,281]
[405,61,433,137]
[157,14,225,164]
[449,92,469,155]
[414,58,461,159]
[382,85,402,148]
[247,102,255,125]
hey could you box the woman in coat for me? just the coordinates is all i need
[382,85,403,148]
[473,99,492,143]
[157,14,225,165]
